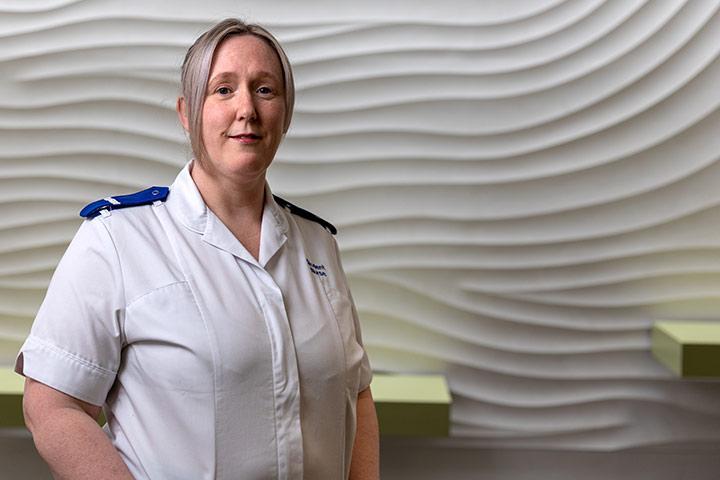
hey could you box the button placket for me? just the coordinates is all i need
[252,266,304,479]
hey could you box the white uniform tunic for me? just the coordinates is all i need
[15,163,372,479]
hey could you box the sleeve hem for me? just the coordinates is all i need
[358,367,373,393]
[16,336,117,406]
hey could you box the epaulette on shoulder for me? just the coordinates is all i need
[273,195,337,235]
[80,186,170,219]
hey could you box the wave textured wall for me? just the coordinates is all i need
[2,0,720,454]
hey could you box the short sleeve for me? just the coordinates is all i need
[332,238,373,392]
[15,218,125,406]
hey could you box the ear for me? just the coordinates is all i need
[176,96,190,132]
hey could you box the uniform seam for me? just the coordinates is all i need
[96,216,128,346]
[320,279,349,383]
[125,281,190,309]
[153,203,220,479]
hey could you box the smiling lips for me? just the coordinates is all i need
[227,133,261,144]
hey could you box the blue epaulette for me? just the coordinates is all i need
[273,195,337,235]
[80,186,170,219]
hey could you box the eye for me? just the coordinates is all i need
[257,86,273,95]
[215,86,233,95]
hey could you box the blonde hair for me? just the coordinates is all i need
[180,18,295,162]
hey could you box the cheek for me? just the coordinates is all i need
[200,111,231,154]
[202,104,232,134]
[266,104,287,135]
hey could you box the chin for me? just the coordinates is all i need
[223,158,272,181]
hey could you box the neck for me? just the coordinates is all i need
[190,160,266,259]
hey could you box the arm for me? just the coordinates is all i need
[349,386,380,480]
[23,378,134,480]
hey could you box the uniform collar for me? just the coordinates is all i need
[168,161,289,267]
[168,161,207,234]
[259,183,290,266]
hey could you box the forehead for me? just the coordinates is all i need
[209,34,282,78]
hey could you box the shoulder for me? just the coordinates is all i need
[79,186,170,220]
[272,194,337,235]
[272,195,345,277]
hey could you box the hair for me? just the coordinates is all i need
[179,18,295,162]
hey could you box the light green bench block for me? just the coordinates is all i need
[0,367,24,427]
[1,369,452,435]
[652,321,720,377]
[371,373,451,437]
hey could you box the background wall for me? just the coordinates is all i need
[2,0,720,478]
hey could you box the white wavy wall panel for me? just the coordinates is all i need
[2,0,720,452]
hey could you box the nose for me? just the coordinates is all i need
[235,88,257,122]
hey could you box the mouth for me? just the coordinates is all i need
[227,133,262,144]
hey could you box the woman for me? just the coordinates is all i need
[16,19,379,480]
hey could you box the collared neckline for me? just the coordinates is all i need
[167,161,288,267]
[259,183,289,266]
[167,161,208,234]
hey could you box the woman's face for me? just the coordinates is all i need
[198,34,286,185]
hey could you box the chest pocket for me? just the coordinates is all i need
[122,282,214,392]
[320,279,366,394]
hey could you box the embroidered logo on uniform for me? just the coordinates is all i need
[306,258,327,277]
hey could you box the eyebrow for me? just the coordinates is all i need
[208,70,281,85]
[207,72,235,87]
